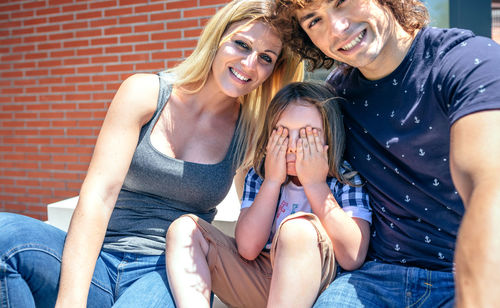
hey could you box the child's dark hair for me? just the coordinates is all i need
[253,81,357,185]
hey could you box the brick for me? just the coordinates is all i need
[51,67,75,75]
[91,37,117,46]
[63,40,89,48]
[26,69,49,77]
[65,76,90,83]
[167,19,198,30]
[134,42,164,52]
[89,1,116,10]
[184,7,216,18]
[11,11,35,19]
[76,29,102,38]
[65,94,91,101]
[105,63,133,72]
[24,17,47,26]
[2,54,23,61]
[62,22,88,31]
[150,11,181,22]
[136,62,166,71]
[22,1,46,9]
[151,31,181,41]
[38,60,62,67]
[104,26,132,35]
[166,0,197,10]
[166,39,197,49]
[36,7,61,16]
[25,52,48,60]
[38,42,62,50]
[63,57,90,65]
[62,3,88,13]
[77,84,105,92]
[121,53,149,62]
[77,11,102,20]
[119,34,148,44]
[134,23,164,33]
[105,45,132,53]
[185,28,203,38]
[49,32,74,40]
[91,74,119,82]
[134,3,164,14]
[49,14,74,23]
[105,7,132,17]
[90,18,117,28]
[77,65,104,74]
[77,47,103,56]
[119,15,148,25]
[12,27,35,36]
[51,50,75,58]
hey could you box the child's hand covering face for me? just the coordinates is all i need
[264,126,288,184]
[295,126,329,186]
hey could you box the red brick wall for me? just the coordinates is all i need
[0,0,230,220]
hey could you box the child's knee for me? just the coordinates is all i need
[278,217,319,250]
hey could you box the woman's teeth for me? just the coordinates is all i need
[230,68,249,81]
[341,30,365,51]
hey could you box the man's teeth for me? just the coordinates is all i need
[341,30,365,51]
[230,68,249,81]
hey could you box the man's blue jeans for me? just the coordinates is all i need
[314,260,455,307]
[0,212,175,307]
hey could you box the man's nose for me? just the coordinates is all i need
[328,10,350,36]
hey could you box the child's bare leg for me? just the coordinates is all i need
[267,218,322,308]
[166,216,211,308]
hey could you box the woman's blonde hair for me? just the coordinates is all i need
[253,81,356,185]
[167,0,304,168]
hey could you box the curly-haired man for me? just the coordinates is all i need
[275,0,500,307]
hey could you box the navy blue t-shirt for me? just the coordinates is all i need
[328,27,500,271]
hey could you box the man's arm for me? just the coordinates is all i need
[450,110,500,307]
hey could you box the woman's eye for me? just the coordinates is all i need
[259,54,273,64]
[336,0,346,7]
[235,40,249,50]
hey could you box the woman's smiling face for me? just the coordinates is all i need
[210,20,282,98]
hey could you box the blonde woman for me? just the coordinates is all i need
[0,1,302,307]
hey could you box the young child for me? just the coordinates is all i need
[166,82,372,308]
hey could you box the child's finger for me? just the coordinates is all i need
[306,126,316,152]
[296,138,304,161]
[300,128,310,157]
[313,128,323,153]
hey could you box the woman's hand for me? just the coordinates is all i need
[264,126,288,185]
[296,126,329,186]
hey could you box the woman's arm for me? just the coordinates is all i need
[55,74,159,307]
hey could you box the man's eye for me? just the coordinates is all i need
[308,17,321,29]
[336,0,346,7]
[235,40,249,50]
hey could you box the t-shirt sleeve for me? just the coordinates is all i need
[330,167,372,223]
[437,35,500,125]
[241,168,263,209]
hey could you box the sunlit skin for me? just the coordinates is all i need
[265,101,328,187]
[208,20,282,99]
[296,0,415,80]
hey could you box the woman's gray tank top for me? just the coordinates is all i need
[102,72,241,255]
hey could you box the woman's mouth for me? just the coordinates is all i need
[230,67,250,82]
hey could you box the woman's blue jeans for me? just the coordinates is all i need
[314,260,455,307]
[0,212,175,307]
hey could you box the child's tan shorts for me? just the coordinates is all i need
[181,212,337,308]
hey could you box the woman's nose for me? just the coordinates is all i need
[241,52,258,70]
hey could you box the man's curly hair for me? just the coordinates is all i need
[274,0,430,71]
